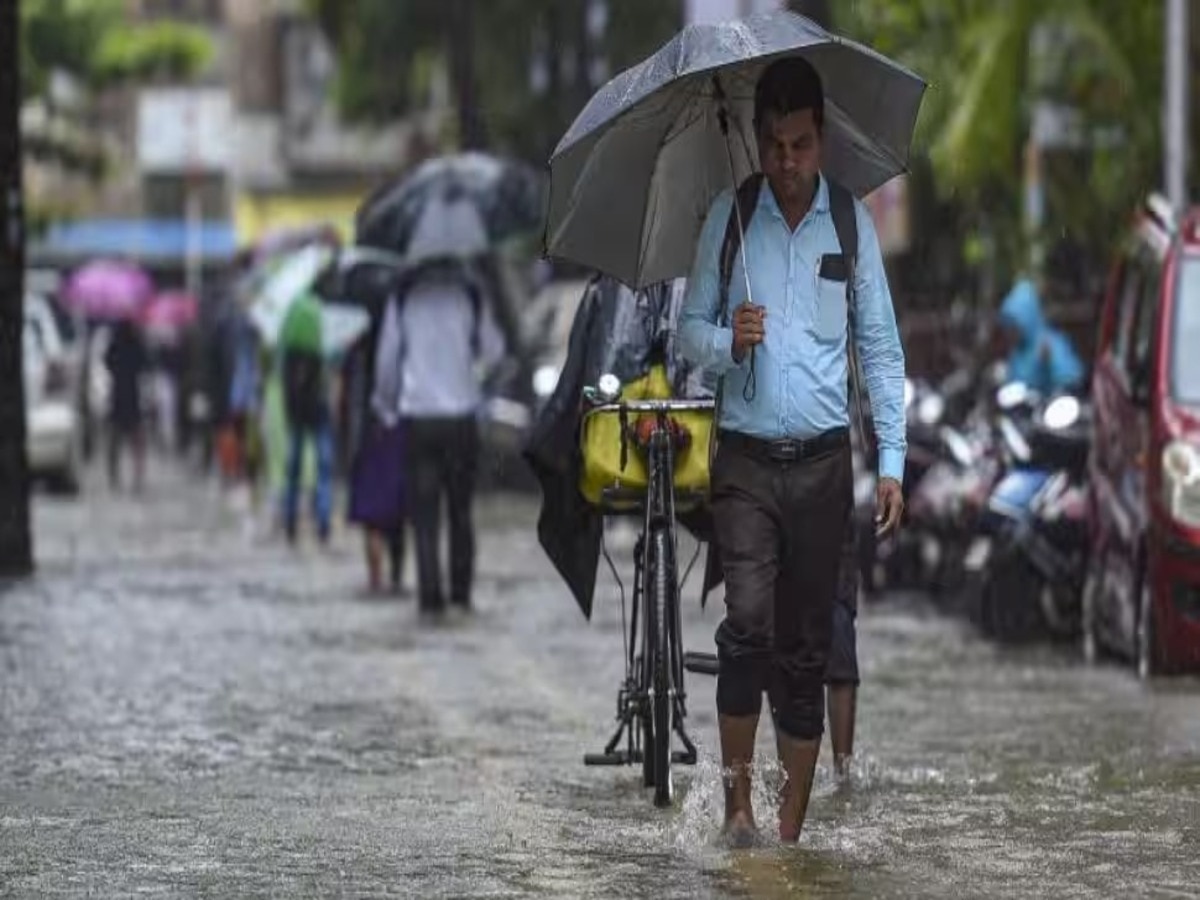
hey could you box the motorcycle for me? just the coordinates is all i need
[964,385,1091,642]
[858,371,993,599]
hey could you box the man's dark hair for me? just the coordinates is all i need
[754,56,824,133]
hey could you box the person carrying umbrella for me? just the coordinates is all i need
[678,56,906,844]
[370,196,507,619]
[103,317,150,492]
[278,290,335,545]
[543,8,924,844]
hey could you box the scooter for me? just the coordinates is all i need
[965,386,1091,642]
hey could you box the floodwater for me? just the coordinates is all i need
[1,466,1198,897]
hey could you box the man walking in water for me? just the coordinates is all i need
[679,56,906,843]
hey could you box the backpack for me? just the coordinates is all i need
[715,173,869,449]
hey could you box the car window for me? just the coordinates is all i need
[1173,259,1200,404]
[1129,253,1161,386]
[1111,251,1143,377]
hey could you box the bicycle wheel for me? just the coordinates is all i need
[647,523,674,807]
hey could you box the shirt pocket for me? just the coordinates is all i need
[812,274,848,343]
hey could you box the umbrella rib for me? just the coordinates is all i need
[635,78,711,285]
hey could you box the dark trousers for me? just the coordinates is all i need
[711,430,853,740]
[404,416,478,612]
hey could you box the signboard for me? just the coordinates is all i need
[137,88,232,174]
[686,0,782,25]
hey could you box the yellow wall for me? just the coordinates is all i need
[233,192,362,247]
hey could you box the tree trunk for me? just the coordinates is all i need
[448,0,487,150]
[0,0,33,577]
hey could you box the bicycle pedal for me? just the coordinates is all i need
[671,750,697,765]
[683,651,719,676]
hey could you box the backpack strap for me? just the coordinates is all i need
[827,178,874,463]
[827,179,858,316]
[718,173,764,326]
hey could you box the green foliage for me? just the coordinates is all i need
[837,0,1165,284]
[20,0,125,100]
[92,21,215,86]
[306,0,683,162]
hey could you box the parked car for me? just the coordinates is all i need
[1083,193,1200,676]
[23,292,83,493]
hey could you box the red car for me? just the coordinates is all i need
[1083,194,1200,677]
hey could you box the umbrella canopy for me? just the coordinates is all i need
[141,290,199,343]
[544,9,926,287]
[62,259,155,321]
[247,243,370,358]
[319,245,409,315]
[356,152,543,253]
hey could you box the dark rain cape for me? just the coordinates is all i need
[522,275,724,618]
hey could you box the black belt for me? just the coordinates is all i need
[719,427,849,464]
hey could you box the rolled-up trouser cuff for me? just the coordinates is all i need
[769,666,826,740]
[715,657,766,718]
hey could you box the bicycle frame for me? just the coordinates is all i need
[583,398,711,798]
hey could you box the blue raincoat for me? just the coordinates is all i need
[998,280,1084,394]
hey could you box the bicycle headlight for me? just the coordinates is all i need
[597,373,622,402]
[1162,440,1200,528]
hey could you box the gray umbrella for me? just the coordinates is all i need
[544,10,926,288]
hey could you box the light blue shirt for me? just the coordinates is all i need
[679,175,907,482]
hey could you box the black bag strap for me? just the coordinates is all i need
[717,173,764,326]
[827,179,858,323]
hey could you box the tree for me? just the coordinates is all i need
[307,0,684,163]
[1,0,33,577]
[837,0,1164,292]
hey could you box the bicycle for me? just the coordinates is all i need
[579,377,714,807]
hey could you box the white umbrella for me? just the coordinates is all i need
[248,243,370,357]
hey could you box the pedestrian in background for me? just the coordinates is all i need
[346,295,408,597]
[104,318,149,492]
[279,291,334,545]
[372,257,505,618]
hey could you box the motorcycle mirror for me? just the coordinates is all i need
[996,381,1030,411]
[1042,395,1081,431]
[917,394,945,426]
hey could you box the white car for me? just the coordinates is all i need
[23,293,82,493]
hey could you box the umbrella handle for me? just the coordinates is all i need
[713,75,758,402]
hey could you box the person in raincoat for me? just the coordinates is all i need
[279,290,335,544]
[996,278,1085,394]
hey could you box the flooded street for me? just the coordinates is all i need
[2,468,1199,898]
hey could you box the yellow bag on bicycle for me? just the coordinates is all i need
[578,364,714,508]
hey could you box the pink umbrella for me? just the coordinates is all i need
[62,259,154,321]
[141,290,199,343]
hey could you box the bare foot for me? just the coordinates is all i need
[777,780,803,843]
[723,809,758,849]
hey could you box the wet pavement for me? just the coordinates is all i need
[2,465,1199,898]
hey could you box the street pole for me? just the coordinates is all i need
[1166,0,1190,212]
[0,0,34,577]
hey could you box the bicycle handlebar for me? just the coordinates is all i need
[584,399,716,415]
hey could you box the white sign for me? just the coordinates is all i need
[686,0,782,25]
[137,87,232,173]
